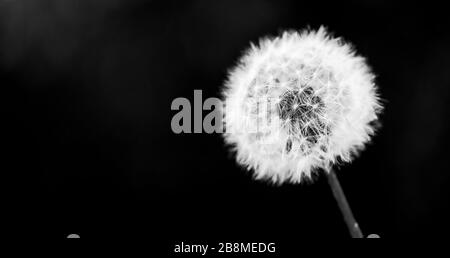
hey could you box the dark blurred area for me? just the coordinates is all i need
[1,0,449,244]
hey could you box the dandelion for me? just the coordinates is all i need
[222,27,382,237]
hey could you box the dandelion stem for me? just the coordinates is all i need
[327,169,363,238]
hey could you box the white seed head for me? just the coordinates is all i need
[222,27,382,184]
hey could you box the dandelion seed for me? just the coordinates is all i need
[222,27,382,184]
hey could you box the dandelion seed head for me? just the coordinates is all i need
[222,27,382,184]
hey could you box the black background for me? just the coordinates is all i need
[1,0,450,245]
